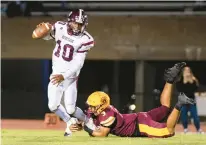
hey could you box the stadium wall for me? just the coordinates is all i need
[2,16,206,60]
[2,59,206,119]
[2,16,206,119]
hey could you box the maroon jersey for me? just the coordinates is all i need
[86,105,172,138]
[91,105,138,137]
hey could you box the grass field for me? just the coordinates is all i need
[2,129,206,145]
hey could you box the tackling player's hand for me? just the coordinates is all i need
[50,74,64,85]
[69,124,83,132]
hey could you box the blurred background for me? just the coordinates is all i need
[1,1,206,127]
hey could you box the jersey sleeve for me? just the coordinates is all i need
[99,108,116,128]
[77,33,94,53]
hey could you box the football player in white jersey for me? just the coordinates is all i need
[35,9,96,136]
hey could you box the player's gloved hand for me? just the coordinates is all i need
[50,74,65,85]
[84,125,94,136]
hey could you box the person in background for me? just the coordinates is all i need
[6,1,23,17]
[176,66,204,134]
[61,0,67,11]
[23,1,49,17]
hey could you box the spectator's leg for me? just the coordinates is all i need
[180,105,189,133]
[189,104,201,132]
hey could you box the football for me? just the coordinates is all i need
[32,23,52,39]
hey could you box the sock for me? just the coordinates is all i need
[175,102,182,111]
[54,105,71,123]
[72,107,89,123]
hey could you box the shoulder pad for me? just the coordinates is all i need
[53,21,67,30]
[82,31,94,41]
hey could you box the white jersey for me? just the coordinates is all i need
[44,21,94,79]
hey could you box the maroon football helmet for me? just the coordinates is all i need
[67,9,88,35]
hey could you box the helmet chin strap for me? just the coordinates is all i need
[68,26,81,35]
[96,103,105,114]
[81,25,86,33]
[73,29,80,33]
[89,105,101,115]
[68,22,85,35]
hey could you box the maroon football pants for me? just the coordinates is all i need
[137,105,175,138]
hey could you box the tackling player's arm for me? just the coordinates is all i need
[84,116,115,137]
[90,126,110,137]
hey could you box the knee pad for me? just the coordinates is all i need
[48,103,59,112]
[65,105,76,115]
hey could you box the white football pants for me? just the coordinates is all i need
[47,77,78,114]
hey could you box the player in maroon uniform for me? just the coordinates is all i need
[72,62,195,138]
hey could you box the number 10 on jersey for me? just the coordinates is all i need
[54,40,74,61]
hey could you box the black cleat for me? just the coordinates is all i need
[164,62,186,84]
[178,92,195,105]
[64,132,72,137]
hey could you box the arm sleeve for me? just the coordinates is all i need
[77,41,94,53]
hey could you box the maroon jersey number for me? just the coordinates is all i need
[58,21,66,25]
[54,40,74,61]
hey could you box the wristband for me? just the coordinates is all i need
[84,125,94,135]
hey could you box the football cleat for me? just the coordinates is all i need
[184,129,188,134]
[64,132,72,137]
[64,118,78,137]
[197,129,204,134]
[64,123,72,137]
[164,62,186,84]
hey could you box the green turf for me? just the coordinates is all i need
[2,129,206,145]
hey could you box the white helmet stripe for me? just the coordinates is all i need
[68,11,72,21]
[79,9,83,23]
